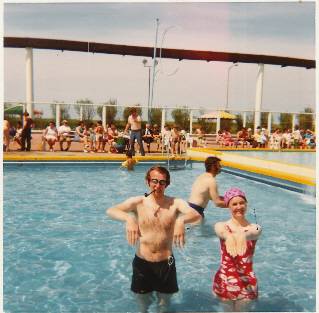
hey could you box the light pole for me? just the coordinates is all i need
[225,63,238,110]
[142,59,151,123]
[150,18,160,115]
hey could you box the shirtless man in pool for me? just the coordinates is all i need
[106,166,201,312]
[188,156,227,220]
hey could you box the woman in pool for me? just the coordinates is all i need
[213,187,262,311]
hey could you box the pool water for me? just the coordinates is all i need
[4,163,316,312]
[222,151,316,167]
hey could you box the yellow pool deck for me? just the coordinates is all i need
[187,148,315,186]
[3,148,316,186]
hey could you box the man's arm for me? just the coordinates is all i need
[208,179,227,208]
[173,199,202,248]
[106,196,142,245]
[124,122,130,134]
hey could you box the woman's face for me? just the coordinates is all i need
[229,196,247,218]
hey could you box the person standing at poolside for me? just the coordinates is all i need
[124,107,145,156]
[106,166,201,313]
[188,156,227,220]
[21,112,34,151]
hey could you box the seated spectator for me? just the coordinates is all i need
[304,129,315,149]
[216,130,223,146]
[107,124,119,153]
[162,125,172,153]
[3,119,11,152]
[185,132,194,148]
[246,128,255,147]
[195,127,206,147]
[152,124,161,152]
[171,125,181,154]
[95,120,104,152]
[74,121,85,142]
[269,128,282,150]
[102,123,110,152]
[88,123,96,152]
[113,132,127,153]
[142,123,153,153]
[13,121,23,150]
[292,126,302,148]
[82,124,91,153]
[221,129,234,147]
[253,126,267,148]
[236,127,249,147]
[281,129,292,149]
[260,127,268,148]
[44,121,58,152]
[58,120,72,151]
[307,138,316,149]
[180,129,187,153]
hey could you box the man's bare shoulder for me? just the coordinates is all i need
[195,173,216,184]
[123,195,144,206]
[171,197,187,206]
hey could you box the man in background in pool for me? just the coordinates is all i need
[188,156,227,220]
[121,151,138,171]
[106,166,201,312]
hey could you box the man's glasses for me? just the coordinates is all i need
[150,178,167,186]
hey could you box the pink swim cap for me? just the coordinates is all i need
[224,187,247,206]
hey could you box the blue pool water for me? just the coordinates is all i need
[4,163,316,312]
[222,151,316,167]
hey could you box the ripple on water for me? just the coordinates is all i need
[3,163,316,312]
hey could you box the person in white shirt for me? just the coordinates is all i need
[58,120,72,151]
[124,107,145,156]
[162,125,172,153]
[44,121,58,152]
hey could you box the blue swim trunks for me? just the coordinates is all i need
[188,202,205,217]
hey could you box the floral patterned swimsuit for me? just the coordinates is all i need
[213,225,258,300]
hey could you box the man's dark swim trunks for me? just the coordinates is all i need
[131,254,178,294]
[188,202,205,217]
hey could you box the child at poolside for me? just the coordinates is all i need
[121,151,138,171]
[213,187,261,311]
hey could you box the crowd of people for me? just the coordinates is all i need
[3,109,191,154]
[217,126,316,149]
[3,109,316,152]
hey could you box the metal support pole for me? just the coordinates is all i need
[216,113,221,134]
[80,105,83,121]
[150,18,159,112]
[267,112,272,134]
[147,67,151,123]
[189,110,193,134]
[102,106,107,128]
[292,113,297,130]
[161,108,166,155]
[225,64,238,110]
[26,47,34,117]
[243,112,247,128]
[56,103,61,128]
[254,64,264,132]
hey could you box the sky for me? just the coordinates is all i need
[3,1,316,118]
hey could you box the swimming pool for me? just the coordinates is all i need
[4,163,316,312]
[222,151,315,167]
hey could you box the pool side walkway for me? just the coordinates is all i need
[3,147,316,187]
[187,148,315,187]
